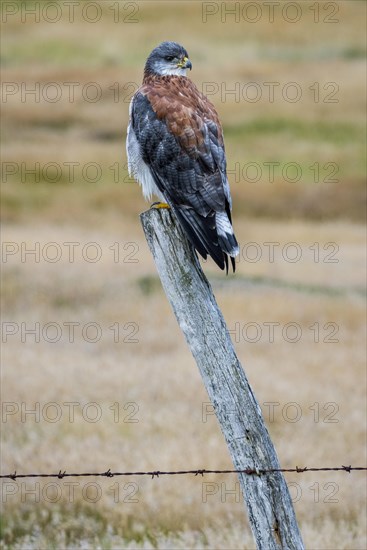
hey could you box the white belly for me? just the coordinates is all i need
[126,111,166,202]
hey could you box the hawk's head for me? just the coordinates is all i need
[144,41,192,77]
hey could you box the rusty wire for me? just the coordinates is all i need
[1,465,366,480]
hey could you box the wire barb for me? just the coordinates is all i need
[1,465,366,480]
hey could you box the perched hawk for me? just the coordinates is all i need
[127,41,239,272]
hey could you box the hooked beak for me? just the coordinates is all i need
[178,56,192,70]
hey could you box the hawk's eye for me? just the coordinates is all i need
[165,55,175,62]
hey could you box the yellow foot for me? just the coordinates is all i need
[150,202,170,209]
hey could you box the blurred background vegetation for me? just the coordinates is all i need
[1,0,366,223]
[1,1,366,549]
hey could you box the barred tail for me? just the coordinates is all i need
[173,206,239,273]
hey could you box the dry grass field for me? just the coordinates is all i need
[1,1,366,549]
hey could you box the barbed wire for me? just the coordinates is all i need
[1,465,366,481]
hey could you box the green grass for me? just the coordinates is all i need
[225,118,364,145]
[1,39,100,67]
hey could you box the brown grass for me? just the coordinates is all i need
[1,218,366,549]
[1,1,366,548]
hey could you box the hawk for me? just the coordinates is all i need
[127,41,239,272]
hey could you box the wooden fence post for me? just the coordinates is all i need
[140,207,304,550]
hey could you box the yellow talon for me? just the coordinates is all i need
[150,202,170,209]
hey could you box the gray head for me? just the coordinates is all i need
[144,41,192,77]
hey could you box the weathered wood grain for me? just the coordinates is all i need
[140,207,304,550]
